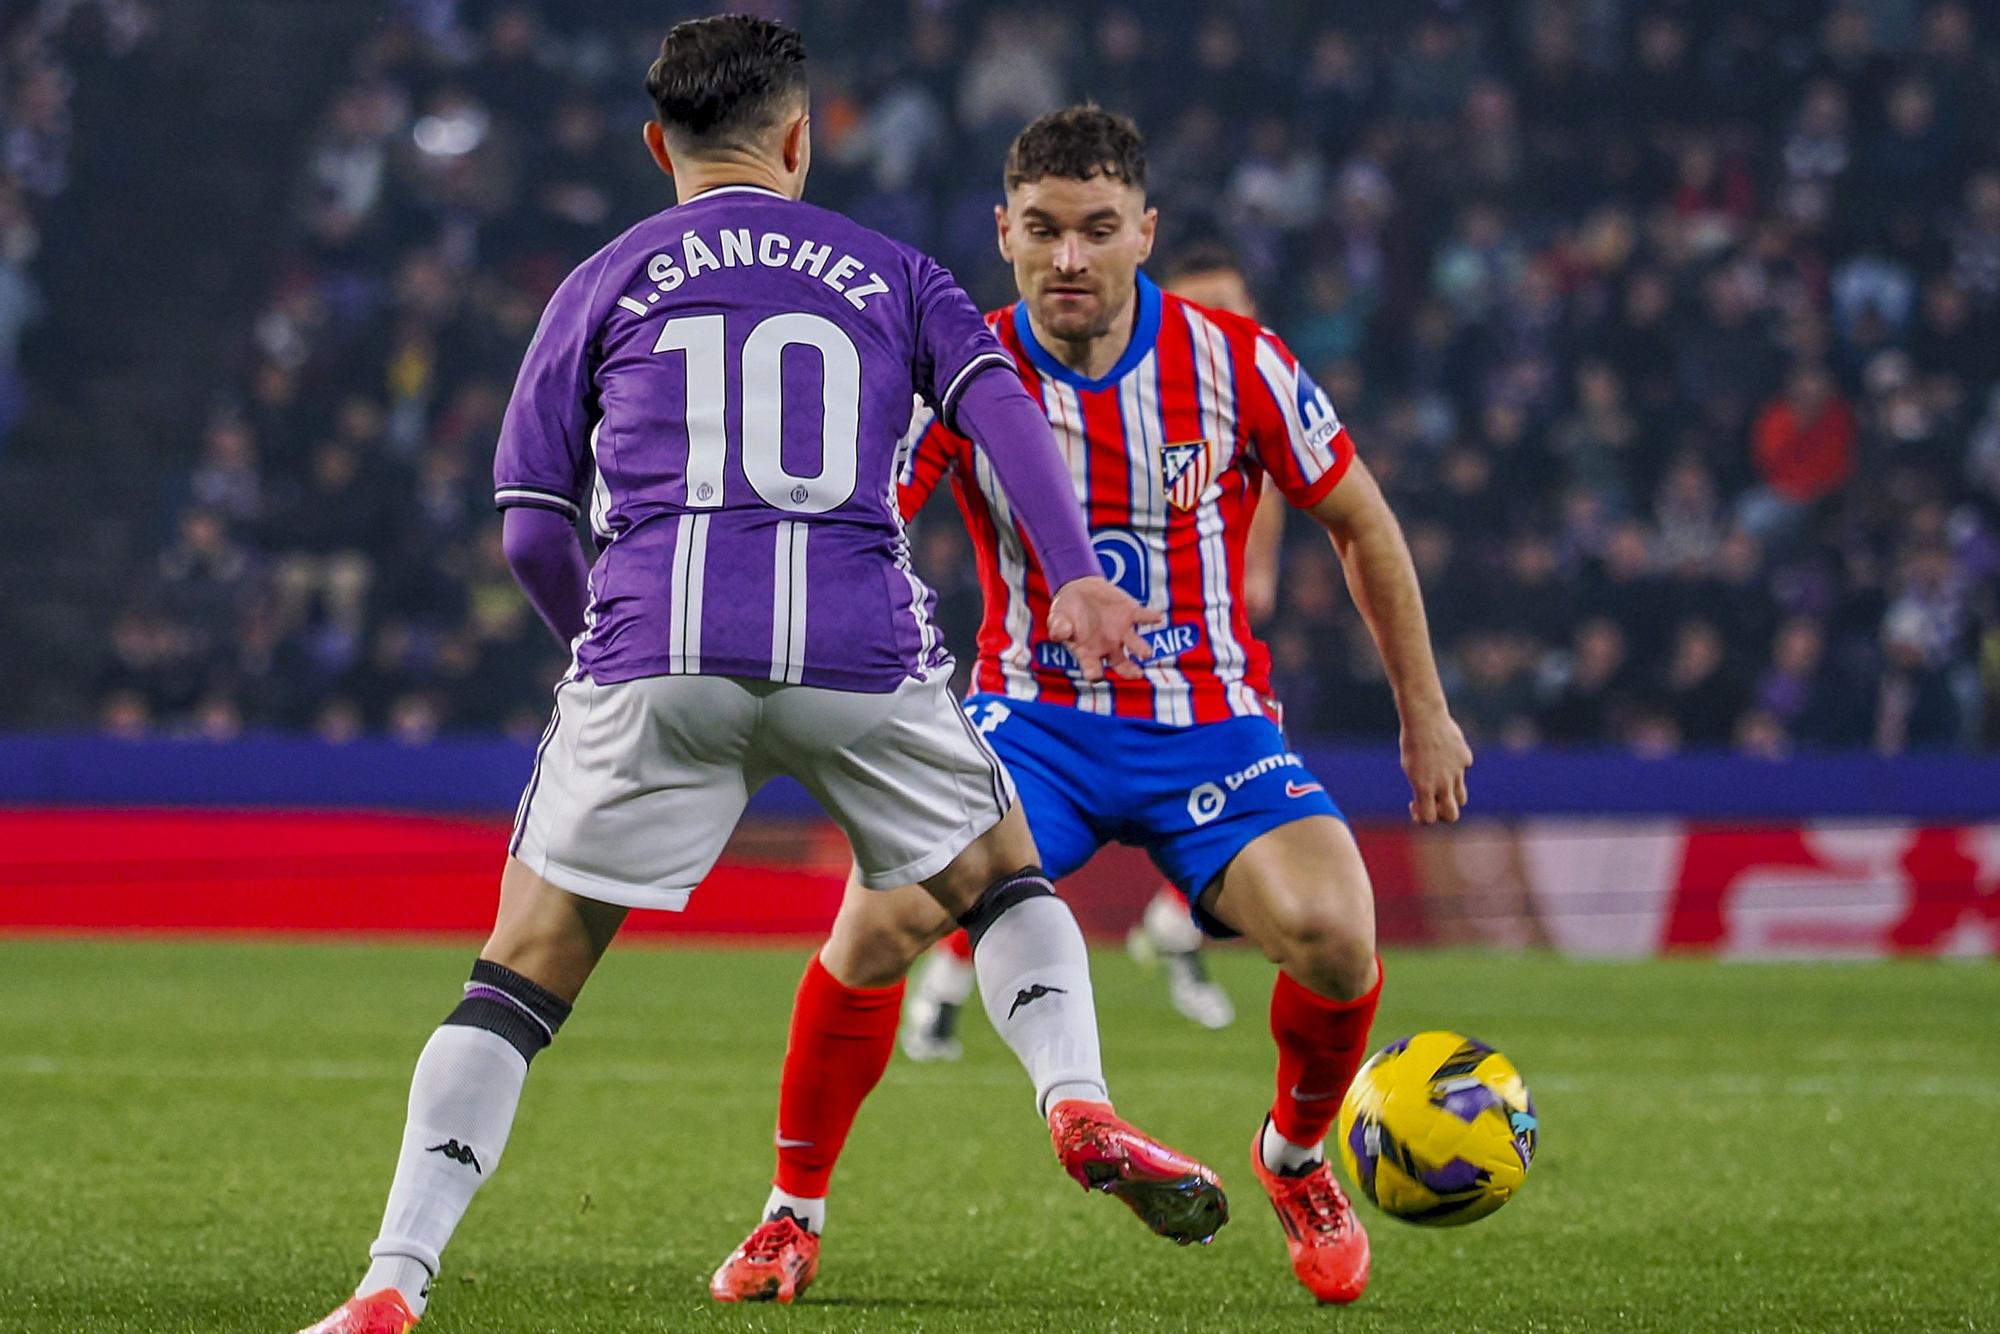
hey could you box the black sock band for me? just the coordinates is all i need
[955,867,1055,951]
[442,959,573,1062]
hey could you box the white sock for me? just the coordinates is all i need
[762,1186,826,1235]
[970,892,1108,1117]
[913,946,976,1007]
[362,1026,529,1315]
[1260,1117,1325,1175]
[356,1255,431,1312]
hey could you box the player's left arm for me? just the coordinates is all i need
[1244,328,1470,822]
[1305,460,1471,823]
[493,253,605,646]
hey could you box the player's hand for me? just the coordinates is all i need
[1047,576,1165,683]
[1400,704,1472,824]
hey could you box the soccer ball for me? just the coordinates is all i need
[1336,1031,1537,1226]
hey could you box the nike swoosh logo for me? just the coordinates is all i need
[1290,1085,1340,1102]
[1285,781,1324,798]
[775,1136,816,1149]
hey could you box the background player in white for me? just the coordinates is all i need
[299,24,1221,1334]
[715,106,1471,1308]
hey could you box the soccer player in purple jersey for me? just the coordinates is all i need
[298,18,1224,1333]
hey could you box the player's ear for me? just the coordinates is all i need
[1137,205,1159,263]
[643,121,673,179]
[994,203,1014,263]
[782,110,810,175]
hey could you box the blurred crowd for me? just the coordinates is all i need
[0,0,149,456]
[101,0,2000,754]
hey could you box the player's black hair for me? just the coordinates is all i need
[1161,240,1245,283]
[645,14,808,150]
[1004,104,1147,193]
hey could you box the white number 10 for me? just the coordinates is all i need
[651,312,861,514]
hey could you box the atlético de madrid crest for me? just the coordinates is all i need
[1161,439,1212,511]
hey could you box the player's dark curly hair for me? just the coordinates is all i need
[1161,240,1245,283]
[645,14,808,149]
[1004,105,1147,193]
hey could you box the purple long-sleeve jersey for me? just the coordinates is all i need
[493,183,1090,691]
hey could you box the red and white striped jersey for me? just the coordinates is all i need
[897,274,1355,726]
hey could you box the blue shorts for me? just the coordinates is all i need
[962,694,1345,937]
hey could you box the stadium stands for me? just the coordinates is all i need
[7,0,1999,755]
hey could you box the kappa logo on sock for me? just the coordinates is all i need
[1008,983,1068,1018]
[426,1138,482,1173]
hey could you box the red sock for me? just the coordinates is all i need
[942,928,973,961]
[1269,958,1382,1148]
[772,953,905,1198]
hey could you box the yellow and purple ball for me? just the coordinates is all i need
[1336,1030,1537,1226]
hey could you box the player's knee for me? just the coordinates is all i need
[1270,899,1375,1001]
[824,900,944,987]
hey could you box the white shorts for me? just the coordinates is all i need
[508,671,1014,911]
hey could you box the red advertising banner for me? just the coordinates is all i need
[1,810,1995,956]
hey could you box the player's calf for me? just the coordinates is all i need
[304,957,574,1330]
[953,865,1108,1113]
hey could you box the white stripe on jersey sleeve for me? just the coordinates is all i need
[494,486,581,519]
[938,351,1017,427]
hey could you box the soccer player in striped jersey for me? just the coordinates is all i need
[712,107,1471,1307]
[899,242,1276,1054]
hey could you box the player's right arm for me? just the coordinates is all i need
[910,262,1158,681]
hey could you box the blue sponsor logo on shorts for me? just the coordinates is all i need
[1036,622,1202,672]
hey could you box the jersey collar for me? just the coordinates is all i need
[1010,272,1162,392]
[686,183,787,201]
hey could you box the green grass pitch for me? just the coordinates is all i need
[2,939,1996,1332]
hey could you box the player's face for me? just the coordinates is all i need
[997,175,1156,342]
[1166,267,1256,319]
